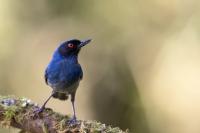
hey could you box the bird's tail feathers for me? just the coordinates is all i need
[52,92,69,101]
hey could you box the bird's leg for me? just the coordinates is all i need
[71,99,76,120]
[37,91,55,113]
[69,91,77,123]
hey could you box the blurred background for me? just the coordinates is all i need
[0,0,200,133]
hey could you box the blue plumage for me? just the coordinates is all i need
[45,52,83,94]
[39,39,91,122]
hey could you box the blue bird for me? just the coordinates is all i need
[39,39,91,122]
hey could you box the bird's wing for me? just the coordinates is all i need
[44,68,48,85]
[76,64,83,80]
[79,66,83,80]
[62,64,83,87]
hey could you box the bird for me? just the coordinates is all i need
[38,39,91,123]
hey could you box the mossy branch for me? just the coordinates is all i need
[0,95,128,133]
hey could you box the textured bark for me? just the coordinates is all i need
[0,95,127,133]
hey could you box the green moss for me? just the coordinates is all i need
[58,119,67,130]
[3,106,18,120]
[105,126,125,133]
[52,111,70,121]
[0,95,128,133]
[14,112,24,124]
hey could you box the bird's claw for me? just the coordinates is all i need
[32,107,44,118]
[35,107,44,113]
[68,116,77,124]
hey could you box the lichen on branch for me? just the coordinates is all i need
[0,95,128,133]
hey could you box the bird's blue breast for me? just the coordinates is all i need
[45,51,83,93]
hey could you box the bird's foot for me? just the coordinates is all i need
[35,106,45,113]
[32,106,45,118]
[68,116,77,125]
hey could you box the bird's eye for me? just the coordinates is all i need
[68,43,74,48]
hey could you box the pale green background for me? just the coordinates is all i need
[0,0,200,133]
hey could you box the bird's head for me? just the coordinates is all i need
[58,39,91,57]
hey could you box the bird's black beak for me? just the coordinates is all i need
[78,39,92,48]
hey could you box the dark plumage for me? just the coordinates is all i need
[39,39,91,122]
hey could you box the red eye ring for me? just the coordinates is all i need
[68,43,74,48]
